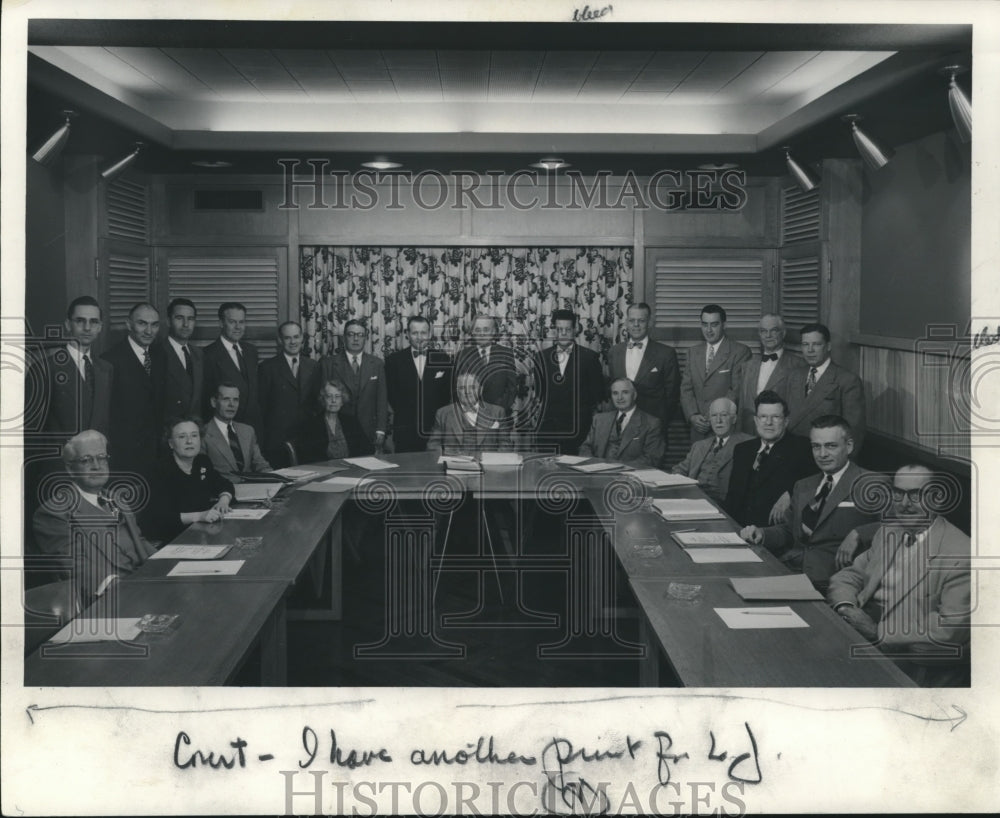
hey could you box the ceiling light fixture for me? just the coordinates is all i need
[32,109,76,166]
[940,65,971,143]
[697,162,740,171]
[101,142,143,181]
[842,114,893,171]
[783,146,820,193]
[530,157,570,171]
[191,159,234,168]
[362,159,402,170]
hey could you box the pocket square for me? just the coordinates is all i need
[369,375,378,380]
[650,367,659,373]
[434,371,445,379]
[490,421,500,430]
[718,369,731,374]
[837,501,855,508]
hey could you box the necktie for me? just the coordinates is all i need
[615,412,626,438]
[291,356,299,378]
[142,347,152,376]
[712,436,724,454]
[98,493,119,518]
[761,353,779,362]
[480,347,488,362]
[801,474,834,537]
[182,345,193,382]
[227,423,246,471]
[628,340,643,350]
[234,344,246,377]
[351,355,360,375]
[706,344,716,369]
[753,444,771,471]
[806,367,818,396]
[83,354,95,397]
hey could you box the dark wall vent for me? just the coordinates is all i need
[193,189,264,211]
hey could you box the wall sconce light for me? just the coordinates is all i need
[32,109,76,166]
[842,114,893,170]
[101,142,143,181]
[530,157,570,170]
[783,146,820,192]
[941,65,971,143]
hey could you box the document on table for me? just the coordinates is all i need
[272,466,320,479]
[651,498,726,520]
[683,547,762,563]
[629,469,698,487]
[167,560,245,577]
[554,454,589,465]
[729,574,824,601]
[224,508,270,520]
[480,451,523,466]
[440,456,482,473]
[342,456,399,470]
[234,482,283,502]
[48,618,143,644]
[569,461,627,473]
[672,531,748,547]
[299,476,374,493]
[149,544,232,560]
[715,606,809,629]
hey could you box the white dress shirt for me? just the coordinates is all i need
[625,339,645,380]
[756,348,783,395]
[65,343,91,380]
[220,336,244,370]
[127,336,150,366]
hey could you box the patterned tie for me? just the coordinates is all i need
[234,344,247,377]
[97,492,119,519]
[480,347,488,363]
[615,412,626,438]
[182,345,193,382]
[712,436,724,454]
[753,444,771,471]
[83,354,95,397]
[351,355,360,375]
[142,347,152,376]
[801,474,834,538]
[227,423,246,471]
[806,367,818,396]
[706,344,716,369]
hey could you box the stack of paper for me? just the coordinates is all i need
[234,482,283,502]
[569,461,626,473]
[480,452,523,466]
[343,456,399,471]
[440,456,482,474]
[729,575,823,601]
[167,560,245,577]
[554,454,588,465]
[224,508,270,521]
[48,618,143,644]
[149,544,232,560]
[682,547,762,564]
[629,469,698,487]
[273,467,320,479]
[672,531,747,547]
[651,498,725,520]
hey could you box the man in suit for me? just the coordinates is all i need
[385,315,452,453]
[258,321,321,466]
[101,302,165,480]
[740,415,878,591]
[32,430,158,604]
[681,303,753,442]
[828,465,970,686]
[672,397,752,502]
[202,383,272,482]
[579,378,665,469]
[454,314,518,418]
[201,301,262,436]
[607,302,679,452]
[31,295,113,438]
[426,372,512,455]
[321,320,388,453]
[725,390,815,527]
[730,313,807,435]
[159,297,203,422]
[532,309,604,455]
[786,323,866,454]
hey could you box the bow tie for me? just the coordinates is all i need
[761,353,779,362]
[628,340,644,350]
[412,350,426,359]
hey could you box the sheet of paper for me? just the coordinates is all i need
[570,461,626,473]
[683,547,762,563]
[272,467,317,479]
[224,508,270,520]
[651,498,725,520]
[342,456,399,470]
[148,544,232,560]
[672,531,748,546]
[438,455,476,465]
[234,482,283,501]
[48,618,143,644]
[480,452,522,466]
[167,560,245,577]
[729,574,824,601]
[715,606,809,629]
[553,454,588,464]
[299,476,374,493]
[629,469,698,487]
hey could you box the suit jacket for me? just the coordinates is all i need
[786,360,867,452]
[730,350,807,435]
[385,347,453,452]
[202,418,272,482]
[608,339,680,432]
[680,336,753,438]
[294,411,372,463]
[30,346,113,437]
[579,408,665,469]
[258,352,321,457]
[533,343,604,454]
[761,462,879,589]
[454,343,518,415]
[158,337,204,422]
[827,516,970,652]
[32,486,157,602]
[426,402,512,455]
[321,351,388,446]
[201,338,262,435]
[101,338,166,477]
[671,431,752,502]
[724,433,816,526]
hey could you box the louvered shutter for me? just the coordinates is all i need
[106,177,149,243]
[653,256,764,330]
[779,184,823,329]
[781,186,820,244]
[780,256,821,327]
[107,253,151,327]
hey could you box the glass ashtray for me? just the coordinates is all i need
[233,536,264,555]
[665,582,703,603]
[136,613,180,634]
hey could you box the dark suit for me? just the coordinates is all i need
[201,338,262,435]
[760,462,879,589]
[730,350,807,435]
[426,402,512,455]
[101,338,165,478]
[159,337,203,421]
[725,433,815,526]
[786,360,867,453]
[608,339,680,435]
[202,419,272,482]
[321,351,388,449]
[672,432,752,502]
[454,343,518,416]
[294,411,372,462]
[258,352,321,465]
[579,408,665,469]
[680,336,753,440]
[385,348,453,452]
[533,343,604,455]
[29,345,113,437]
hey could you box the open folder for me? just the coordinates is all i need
[729,574,824,601]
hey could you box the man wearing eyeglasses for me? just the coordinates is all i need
[32,429,158,604]
[259,321,321,466]
[827,465,970,686]
[321,320,387,454]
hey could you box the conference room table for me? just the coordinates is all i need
[24,452,914,687]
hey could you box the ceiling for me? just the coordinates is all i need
[26,20,971,176]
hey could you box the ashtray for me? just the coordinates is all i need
[136,614,180,634]
[633,543,663,559]
[665,582,702,603]
[233,536,264,555]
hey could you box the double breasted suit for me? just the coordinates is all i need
[201,338,262,435]
[533,343,604,455]
[579,408,665,469]
[385,348,453,453]
[158,338,204,421]
[680,336,753,440]
[724,433,815,526]
[671,431,752,502]
[258,352,321,464]
[730,351,807,434]
[202,419,272,482]
[786,361,867,453]
[426,402,512,455]
[31,346,113,437]
[321,351,388,449]
[101,338,166,478]
[454,343,519,416]
[607,339,680,435]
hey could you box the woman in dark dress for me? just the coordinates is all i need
[146,416,235,541]
[294,379,371,462]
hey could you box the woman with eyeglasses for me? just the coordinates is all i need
[145,416,235,541]
[293,379,370,462]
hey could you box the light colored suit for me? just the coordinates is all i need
[786,360,867,453]
[426,402,511,455]
[579,408,665,469]
[202,419,272,481]
[672,432,752,501]
[680,336,753,440]
[730,350,807,434]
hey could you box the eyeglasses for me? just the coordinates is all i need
[755,415,785,424]
[892,488,924,503]
[344,331,366,338]
[71,454,110,467]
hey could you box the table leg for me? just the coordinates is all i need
[259,598,287,686]
[638,614,659,687]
